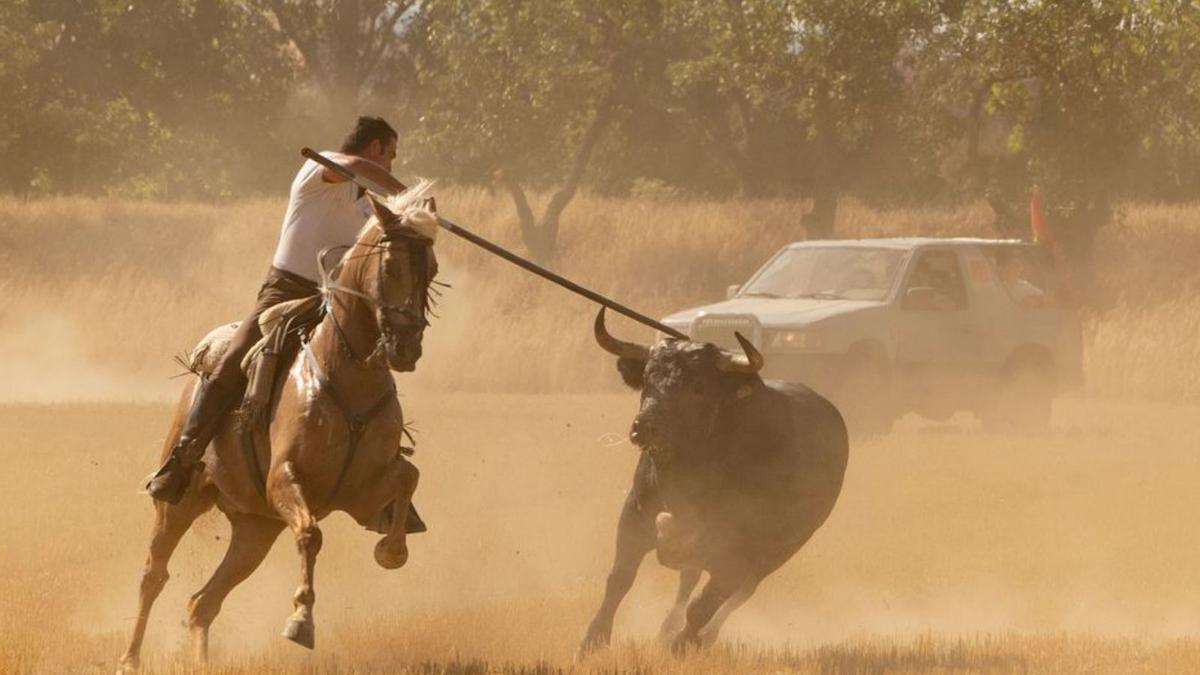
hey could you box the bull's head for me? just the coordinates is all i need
[593,308,764,455]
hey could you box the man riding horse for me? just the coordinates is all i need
[144,116,409,505]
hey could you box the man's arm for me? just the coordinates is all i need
[320,153,408,194]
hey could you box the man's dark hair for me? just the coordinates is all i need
[340,116,398,153]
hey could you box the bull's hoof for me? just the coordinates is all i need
[281,618,315,649]
[116,655,139,674]
[669,631,699,657]
[657,608,686,644]
[374,535,408,570]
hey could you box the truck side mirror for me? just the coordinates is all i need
[726,284,740,300]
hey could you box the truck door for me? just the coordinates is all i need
[894,248,981,379]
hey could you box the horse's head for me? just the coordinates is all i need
[367,195,440,372]
[323,184,440,372]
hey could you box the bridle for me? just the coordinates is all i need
[316,223,434,366]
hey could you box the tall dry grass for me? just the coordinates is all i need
[0,192,1195,399]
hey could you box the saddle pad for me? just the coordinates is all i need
[188,322,240,375]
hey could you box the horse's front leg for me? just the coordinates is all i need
[374,456,419,569]
[270,460,322,650]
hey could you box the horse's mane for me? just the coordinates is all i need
[354,178,438,243]
[330,178,442,322]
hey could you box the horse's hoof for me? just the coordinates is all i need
[281,618,315,649]
[116,656,139,674]
[374,536,408,569]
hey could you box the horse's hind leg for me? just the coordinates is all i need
[271,461,322,649]
[186,514,284,663]
[119,492,214,672]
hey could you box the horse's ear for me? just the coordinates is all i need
[370,197,398,224]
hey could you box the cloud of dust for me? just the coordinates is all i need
[0,311,176,402]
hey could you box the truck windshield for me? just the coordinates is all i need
[740,247,904,301]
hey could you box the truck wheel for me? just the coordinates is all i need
[983,361,1053,433]
[837,349,895,440]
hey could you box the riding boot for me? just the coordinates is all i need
[145,377,242,504]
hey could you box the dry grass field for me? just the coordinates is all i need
[3,397,1200,674]
[3,191,1200,399]
[2,192,1200,673]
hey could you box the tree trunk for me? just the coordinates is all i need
[803,190,839,240]
[1053,196,1111,305]
[497,95,616,263]
[802,82,839,239]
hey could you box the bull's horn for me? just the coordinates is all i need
[718,331,764,374]
[594,307,650,361]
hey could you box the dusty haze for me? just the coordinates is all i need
[2,193,1200,673]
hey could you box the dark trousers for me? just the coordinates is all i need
[210,267,319,392]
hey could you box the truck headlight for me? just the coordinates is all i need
[768,329,823,351]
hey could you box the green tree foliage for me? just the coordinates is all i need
[409,0,666,261]
[254,0,418,127]
[907,1,1200,289]
[4,0,294,198]
[2,0,1200,279]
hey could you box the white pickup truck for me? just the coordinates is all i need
[661,238,1083,435]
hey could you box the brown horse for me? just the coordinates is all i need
[119,193,440,670]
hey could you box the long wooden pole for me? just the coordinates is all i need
[301,148,687,339]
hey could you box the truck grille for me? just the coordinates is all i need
[689,315,761,351]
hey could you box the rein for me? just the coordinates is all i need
[316,226,434,365]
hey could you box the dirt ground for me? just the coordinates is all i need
[2,393,1200,673]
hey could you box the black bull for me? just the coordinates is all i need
[579,309,849,656]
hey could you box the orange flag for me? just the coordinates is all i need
[1029,187,1076,304]
[1029,186,1051,245]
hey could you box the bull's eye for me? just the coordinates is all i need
[690,379,705,395]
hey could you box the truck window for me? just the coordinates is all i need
[739,247,904,301]
[903,250,967,311]
[982,245,1062,308]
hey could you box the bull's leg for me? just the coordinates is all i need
[375,459,419,570]
[657,568,702,644]
[186,514,284,663]
[271,461,322,650]
[577,491,656,659]
[669,574,742,656]
[696,580,758,646]
[118,491,214,672]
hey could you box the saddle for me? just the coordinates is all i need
[185,295,325,418]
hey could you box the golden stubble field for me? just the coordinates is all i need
[3,192,1200,673]
[3,397,1200,674]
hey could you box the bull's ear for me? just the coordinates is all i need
[616,357,646,390]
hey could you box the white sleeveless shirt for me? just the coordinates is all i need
[271,152,373,282]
